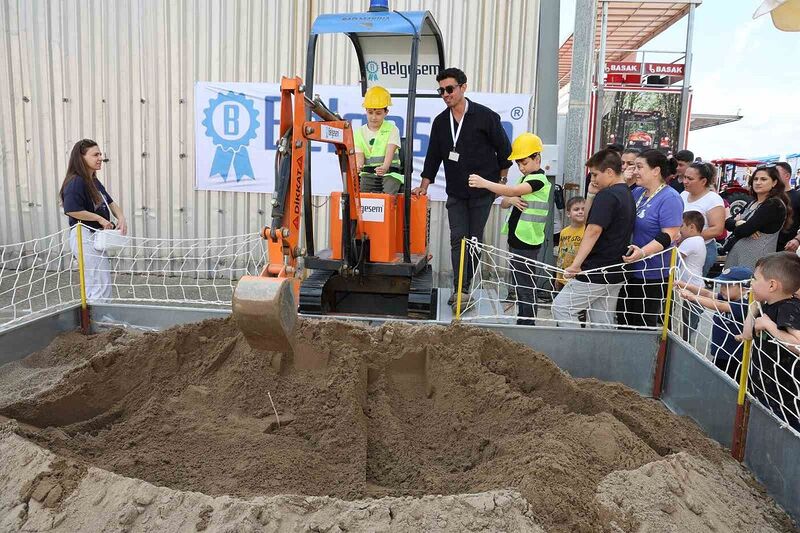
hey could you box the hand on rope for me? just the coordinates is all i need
[562,264,582,280]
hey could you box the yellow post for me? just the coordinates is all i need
[75,224,90,333]
[732,291,755,461]
[455,238,467,319]
[737,292,756,405]
[660,247,679,342]
[653,247,678,399]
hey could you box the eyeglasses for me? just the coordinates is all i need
[437,84,462,96]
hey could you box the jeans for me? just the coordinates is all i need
[509,246,540,324]
[681,301,703,343]
[552,279,623,329]
[703,240,718,277]
[446,195,493,290]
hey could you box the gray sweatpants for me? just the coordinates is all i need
[552,279,622,329]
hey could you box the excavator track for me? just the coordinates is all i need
[298,269,337,315]
[298,265,435,319]
[408,265,435,319]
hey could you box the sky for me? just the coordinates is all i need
[559,0,800,160]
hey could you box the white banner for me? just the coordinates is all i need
[195,82,532,201]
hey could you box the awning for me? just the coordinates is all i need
[689,113,743,131]
[558,1,699,88]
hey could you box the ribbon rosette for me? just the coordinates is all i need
[202,91,260,182]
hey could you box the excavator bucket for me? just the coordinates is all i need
[232,276,297,353]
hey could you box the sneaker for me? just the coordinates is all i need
[449,292,471,309]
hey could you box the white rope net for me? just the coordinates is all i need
[462,238,800,433]
[98,230,266,306]
[458,239,674,330]
[0,225,266,332]
[0,229,80,330]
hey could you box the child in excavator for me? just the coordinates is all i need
[354,86,404,194]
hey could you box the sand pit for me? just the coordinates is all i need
[0,318,797,532]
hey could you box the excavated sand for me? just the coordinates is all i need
[0,318,796,532]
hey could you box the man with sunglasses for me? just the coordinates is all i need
[413,67,512,306]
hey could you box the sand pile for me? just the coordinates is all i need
[0,318,796,532]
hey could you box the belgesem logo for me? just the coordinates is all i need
[366,61,379,81]
[378,61,439,79]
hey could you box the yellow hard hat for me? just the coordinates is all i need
[508,133,543,161]
[363,86,392,109]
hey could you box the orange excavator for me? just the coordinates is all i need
[233,4,445,352]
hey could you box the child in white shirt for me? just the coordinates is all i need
[679,211,707,342]
[678,211,707,286]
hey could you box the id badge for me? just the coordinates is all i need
[448,151,460,162]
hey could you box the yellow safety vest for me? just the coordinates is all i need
[354,121,403,183]
[501,172,551,246]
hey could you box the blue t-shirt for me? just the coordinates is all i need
[630,185,684,280]
[710,297,747,369]
[62,176,113,230]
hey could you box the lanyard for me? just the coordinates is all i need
[636,183,666,212]
[449,100,469,149]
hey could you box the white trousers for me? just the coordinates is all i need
[69,226,112,302]
[552,279,622,329]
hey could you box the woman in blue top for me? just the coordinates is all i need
[60,139,127,301]
[617,149,683,328]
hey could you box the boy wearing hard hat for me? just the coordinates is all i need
[354,86,404,194]
[469,132,550,325]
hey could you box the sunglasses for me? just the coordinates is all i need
[756,163,776,170]
[437,84,462,96]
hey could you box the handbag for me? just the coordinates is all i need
[93,194,129,255]
[720,201,758,254]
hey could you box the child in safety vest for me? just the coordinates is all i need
[354,86,404,194]
[468,132,551,325]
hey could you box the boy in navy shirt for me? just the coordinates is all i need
[740,252,800,429]
[678,266,751,381]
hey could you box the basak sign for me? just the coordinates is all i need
[605,62,641,74]
[644,63,685,76]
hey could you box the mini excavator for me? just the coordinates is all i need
[233,3,445,351]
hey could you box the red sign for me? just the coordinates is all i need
[605,61,641,74]
[644,63,685,76]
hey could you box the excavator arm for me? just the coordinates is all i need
[233,76,366,352]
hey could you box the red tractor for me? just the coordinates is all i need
[712,158,761,217]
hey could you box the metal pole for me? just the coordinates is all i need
[75,224,91,334]
[592,1,609,153]
[653,247,678,399]
[564,0,598,194]
[534,0,560,272]
[677,3,696,150]
[534,0,559,144]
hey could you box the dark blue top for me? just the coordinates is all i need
[62,176,114,230]
[711,296,747,364]
[630,185,684,280]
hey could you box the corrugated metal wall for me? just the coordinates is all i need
[0,0,540,285]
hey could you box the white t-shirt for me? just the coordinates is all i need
[678,235,707,286]
[680,190,725,244]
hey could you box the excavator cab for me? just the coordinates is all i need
[233,2,446,352]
